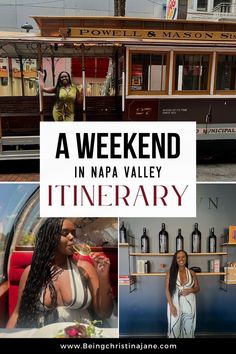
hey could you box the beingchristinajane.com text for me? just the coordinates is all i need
[59,342,177,351]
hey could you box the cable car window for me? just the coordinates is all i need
[129,51,168,94]
[0,58,38,97]
[71,57,115,96]
[216,54,236,92]
[174,53,210,93]
[0,184,38,283]
[15,197,40,249]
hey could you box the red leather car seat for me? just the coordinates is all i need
[8,251,33,316]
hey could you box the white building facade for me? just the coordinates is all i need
[188,0,236,20]
[0,0,166,32]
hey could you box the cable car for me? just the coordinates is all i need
[1,16,236,160]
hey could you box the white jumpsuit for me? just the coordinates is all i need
[167,268,196,338]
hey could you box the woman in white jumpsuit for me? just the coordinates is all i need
[165,250,200,338]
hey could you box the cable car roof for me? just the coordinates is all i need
[1,15,236,58]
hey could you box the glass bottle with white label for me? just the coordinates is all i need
[141,227,149,253]
[176,228,184,251]
[209,227,217,253]
[191,223,201,253]
[159,223,169,253]
[119,221,127,243]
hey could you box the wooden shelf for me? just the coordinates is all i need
[221,243,236,246]
[131,272,166,276]
[129,252,227,256]
[197,272,226,276]
[130,253,174,256]
[131,272,226,276]
[221,281,236,285]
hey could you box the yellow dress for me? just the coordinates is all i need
[53,85,78,121]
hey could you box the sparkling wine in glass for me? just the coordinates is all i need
[73,243,91,256]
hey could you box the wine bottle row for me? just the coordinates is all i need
[120,222,217,253]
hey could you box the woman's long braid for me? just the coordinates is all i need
[169,250,188,297]
[16,218,64,328]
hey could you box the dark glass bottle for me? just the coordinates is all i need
[119,221,127,243]
[144,260,150,273]
[141,227,149,253]
[209,227,217,253]
[159,223,169,253]
[191,223,201,253]
[176,228,184,251]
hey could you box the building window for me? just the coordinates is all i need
[174,53,211,93]
[129,51,168,94]
[197,0,208,11]
[214,0,231,7]
[213,0,231,12]
[216,54,236,91]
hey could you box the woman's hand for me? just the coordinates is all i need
[38,71,45,91]
[170,304,178,317]
[90,252,110,276]
[180,288,192,296]
[38,70,45,81]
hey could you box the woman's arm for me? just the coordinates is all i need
[6,266,31,328]
[78,254,113,319]
[165,271,178,317]
[41,86,56,94]
[181,270,200,296]
[39,71,56,94]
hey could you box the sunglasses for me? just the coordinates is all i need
[60,229,77,237]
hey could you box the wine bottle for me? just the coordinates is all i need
[159,223,169,253]
[144,260,150,273]
[176,228,184,251]
[141,227,149,253]
[209,227,217,253]
[119,221,127,243]
[191,223,201,253]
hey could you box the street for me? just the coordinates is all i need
[197,163,236,182]
[1,158,236,183]
[197,152,236,182]
[0,160,39,182]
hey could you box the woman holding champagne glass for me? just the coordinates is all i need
[7,218,113,328]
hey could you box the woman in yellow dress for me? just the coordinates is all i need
[40,71,82,121]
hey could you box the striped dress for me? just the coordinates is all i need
[167,267,196,338]
[57,258,92,322]
[39,258,92,325]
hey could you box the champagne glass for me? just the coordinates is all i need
[73,229,91,256]
[73,242,106,268]
[73,243,91,256]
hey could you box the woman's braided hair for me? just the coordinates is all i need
[169,250,188,297]
[16,218,64,328]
